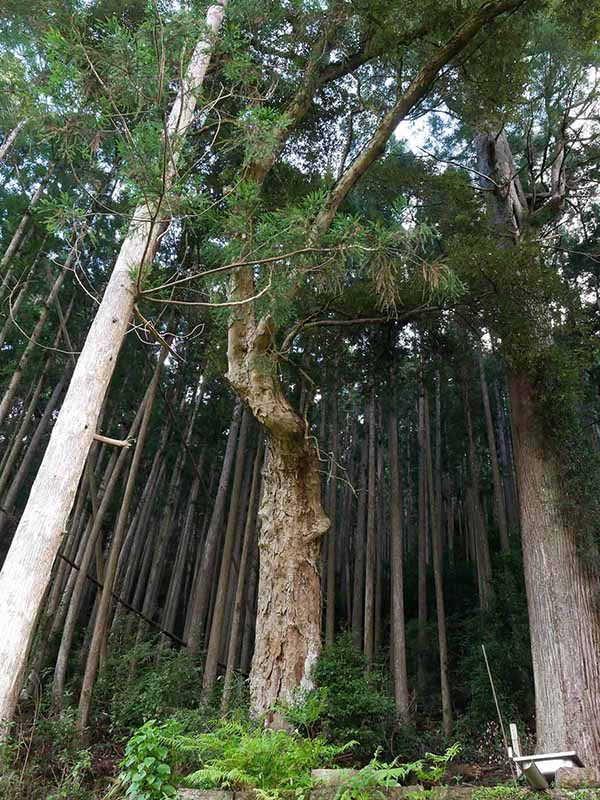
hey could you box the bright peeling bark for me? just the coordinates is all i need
[0,2,227,731]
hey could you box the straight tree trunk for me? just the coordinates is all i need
[463,378,494,611]
[0,366,71,540]
[478,345,509,551]
[417,387,428,695]
[351,441,368,649]
[363,392,377,664]
[203,408,250,695]
[509,371,600,762]
[426,380,452,737]
[0,176,49,305]
[325,395,338,646]
[76,341,169,730]
[161,457,203,643]
[51,393,147,707]
[0,2,227,730]
[187,398,243,654]
[475,127,600,763]
[221,436,264,710]
[387,389,409,720]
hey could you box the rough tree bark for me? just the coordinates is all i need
[476,127,600,764]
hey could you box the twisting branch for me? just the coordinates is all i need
[139,246,341,296]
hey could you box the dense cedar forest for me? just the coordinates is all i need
[1,0,600,797]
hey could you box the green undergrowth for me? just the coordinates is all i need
[118,717,462,800]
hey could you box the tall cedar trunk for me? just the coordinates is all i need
[51,445,125,707]
[221,436,264,710]
[0,366,71,540]
[351,441,368,649]
[0,2,227,730]
[363,392,377,664]
[426,380,452,736]
[187,398,243,654]
[509,372,600,762]
[387,389,409,720]
[325,395,338,646]
[475,129,600,762]
[203,408,250,695]
[374,417,384,656]
[0,236,47,350]
[478,345,509,551]
[494,382,520,533]
[77,341,168,731]
[0,348,52,499]
[0,174,113,427]
[417,388,428,695]
[463,378,494,611]
[161,457,203,644]
[114,422,170,630]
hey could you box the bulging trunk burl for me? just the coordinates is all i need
[228,308,329,722]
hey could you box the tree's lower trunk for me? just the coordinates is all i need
[388,396,409,720]
[363,392,377,664]
[187,399,242,655]
[325,395,338,647]
[249,428,328,722]
[417,388,428,696]
[478,347,509,551]
[203,409,250,695]
[509,371,600,764]
[351,444,368,649]
[222,438,263,710]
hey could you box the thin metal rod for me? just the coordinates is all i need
[482,643,517,782]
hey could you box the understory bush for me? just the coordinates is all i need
[314,634,397,760]
[119,717,462,800]
[94,638,205,732]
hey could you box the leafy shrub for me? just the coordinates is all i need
[181,719,352,798]
[121,717,353,800]
[314,634,397,760]
[121,719,179,800]
[276,686,330,738]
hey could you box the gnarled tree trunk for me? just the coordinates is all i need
[228,308,329,721]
